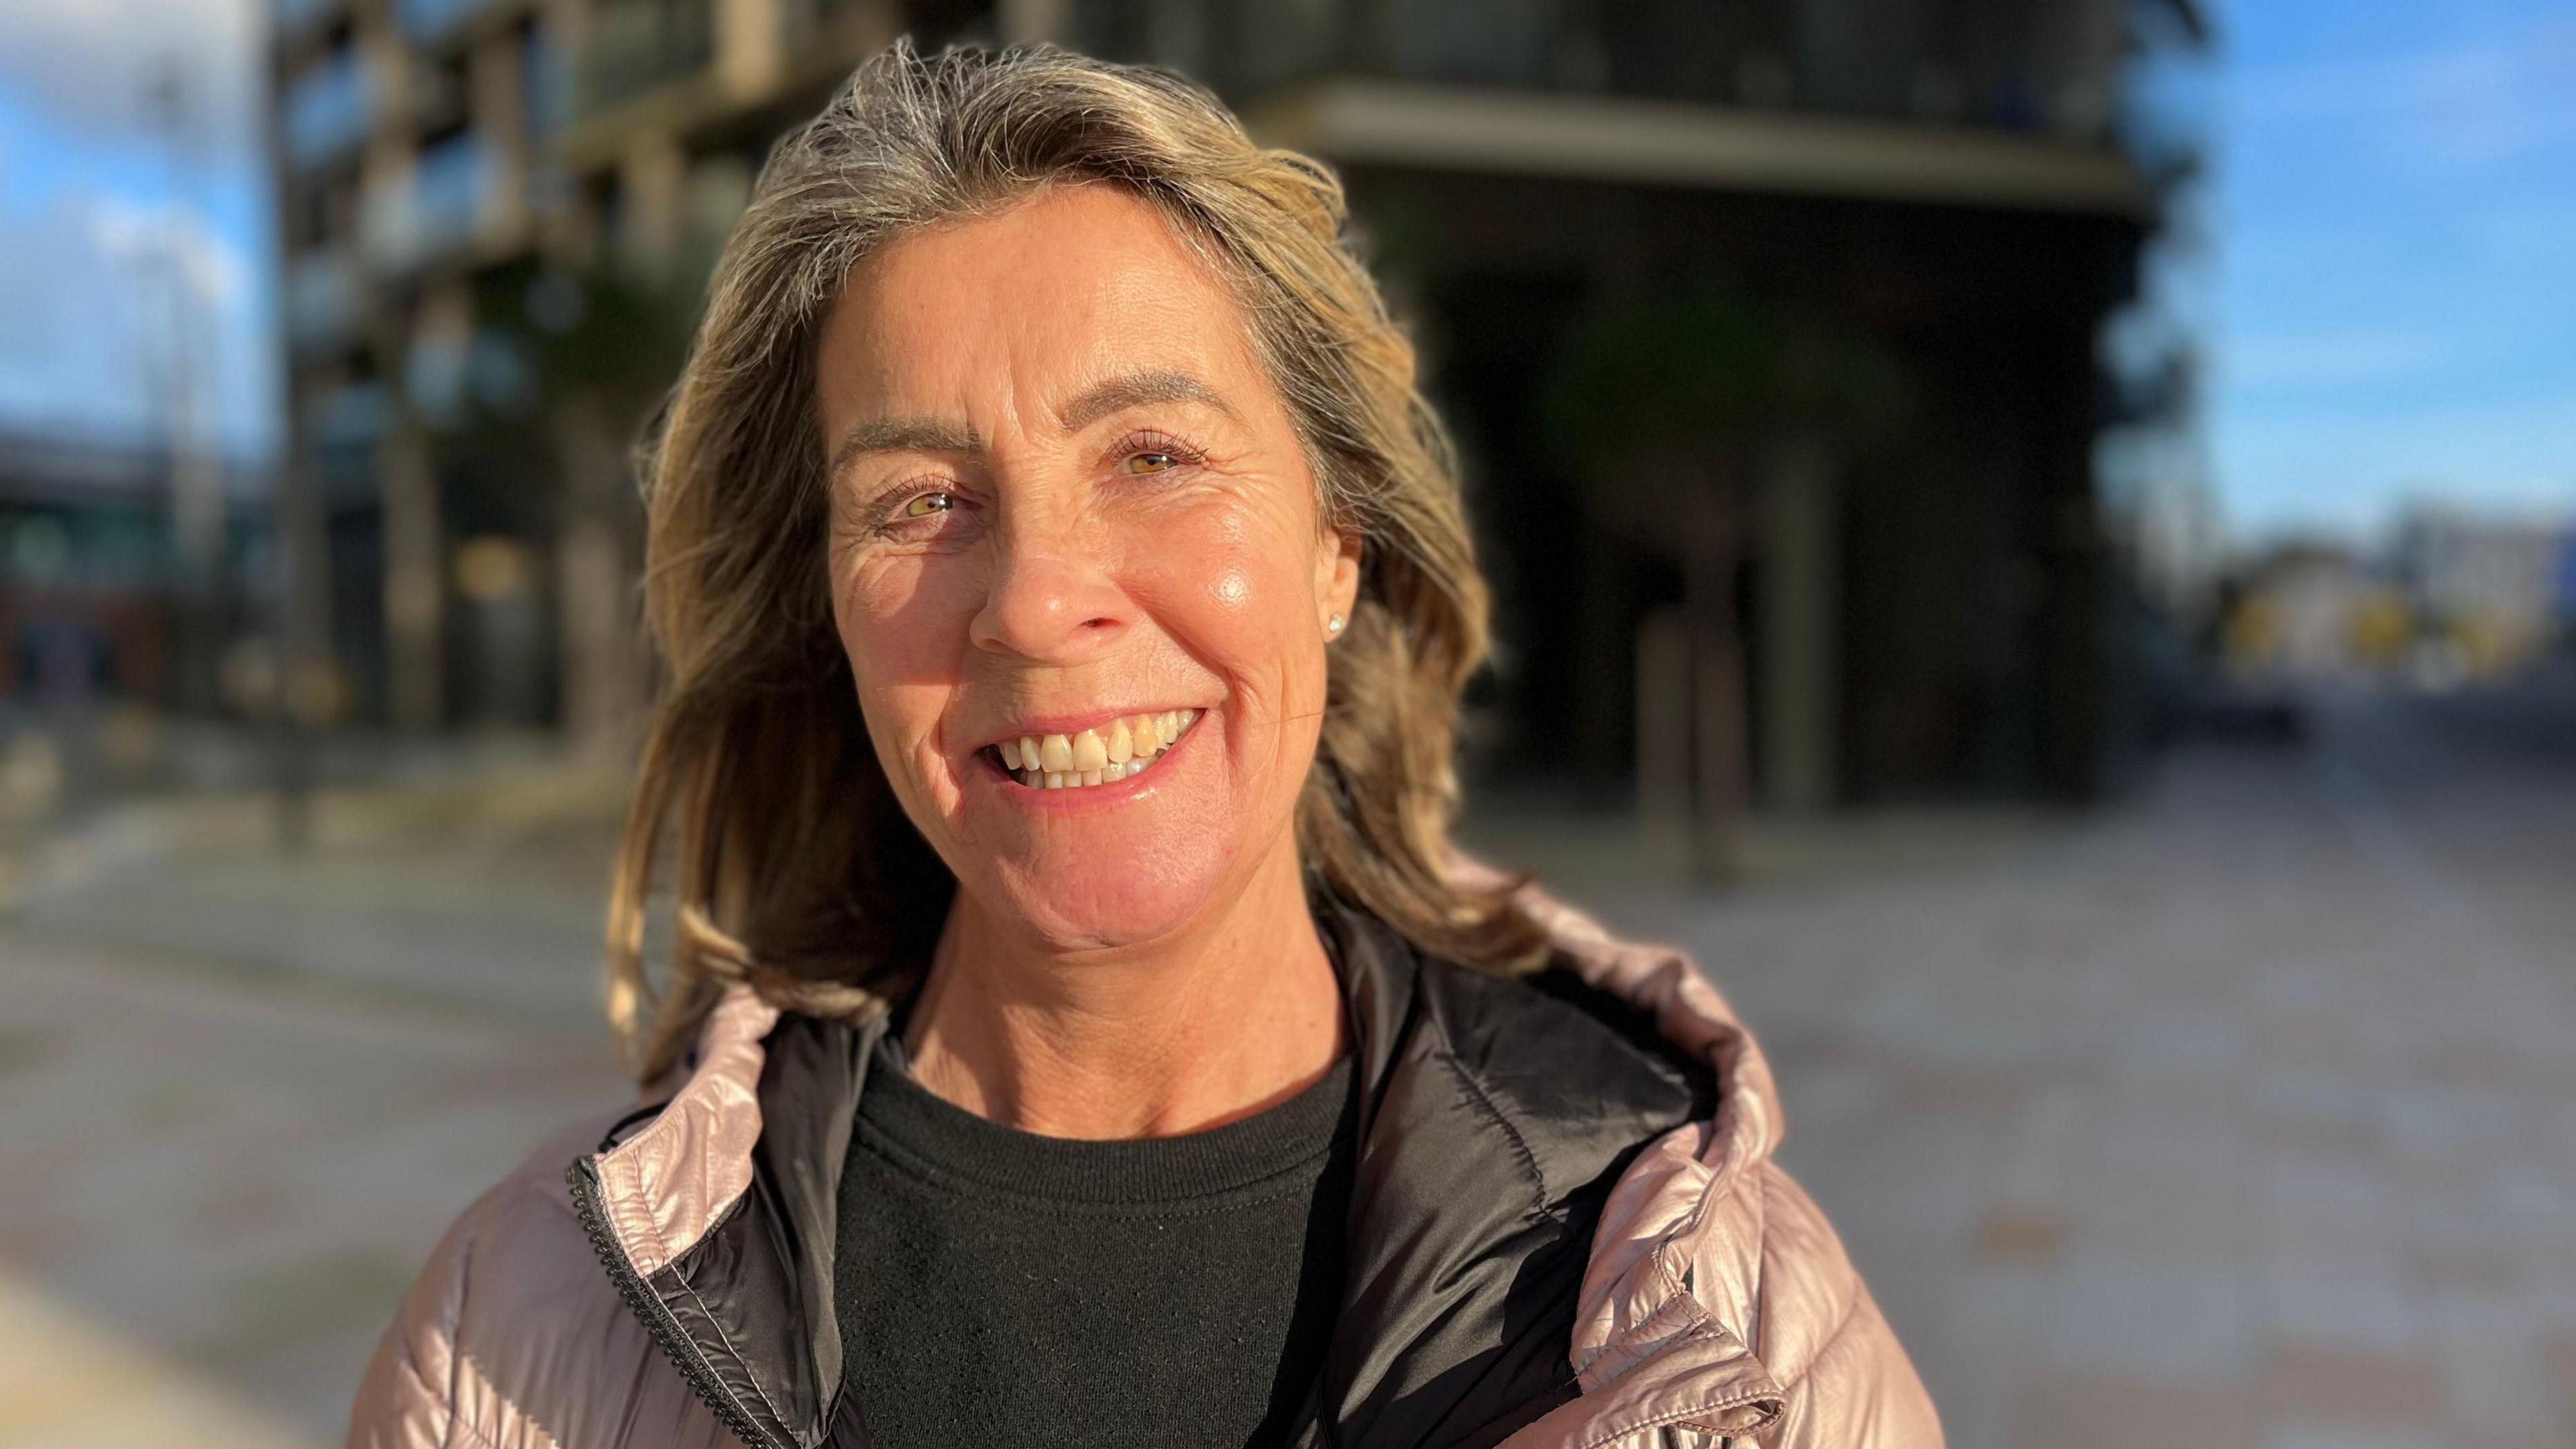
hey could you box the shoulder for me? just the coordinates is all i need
[1436,868,1941,1445]
[386,1107,627,1328]
[1738,1162,1943,1446]
[1409,951,1718,1214]
[347,1109,726,1449]
[1416,952,1717,1127]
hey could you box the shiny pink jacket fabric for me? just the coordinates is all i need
[348,886,1940,1448]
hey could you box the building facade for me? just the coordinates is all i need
[2392,508,2576,678]
[0,434,187,716]
[269,0,2206,841]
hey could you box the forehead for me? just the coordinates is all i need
[818,184,1265,411]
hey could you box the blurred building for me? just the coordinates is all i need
[2559,532,2576,638]
[269,0,2208,833]
[2390,508,2575,678]
[2220,541,2406,686]
[1179,0,2209,827]
[0,431,272,719]
[0,433,174,719]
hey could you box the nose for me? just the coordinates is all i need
[969,520,1133,664]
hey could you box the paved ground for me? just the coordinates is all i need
[1505,694,2576,1449]
[1,690,2570,1447]
[0,947,616,1446]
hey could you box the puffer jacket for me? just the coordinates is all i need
[348,884,1939,1448]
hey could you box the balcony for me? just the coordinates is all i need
[287,248,360,352]
[1068,0,2203,221]
[272,0,346,46]
[396,0,502,46]
[524,25,570,137]
[309,380,392,462]
[360,133,493,273]
[310,380,392,506]
[1099,0,2157,149]
[576,0,712,117]
[282,49,371,168]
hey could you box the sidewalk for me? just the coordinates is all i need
[1,755,629,1027]
[0,934,622,1447]
[4,697,2572,1447]
[0,758,633,1448]
[1479,710,2576,1449]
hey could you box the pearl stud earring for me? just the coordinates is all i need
[1326,612,1346,635]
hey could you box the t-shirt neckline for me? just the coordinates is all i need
[855,1040,1355,1206]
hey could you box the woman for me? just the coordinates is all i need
[350,41,1938,1449]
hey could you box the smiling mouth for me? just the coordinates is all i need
[984,710,1201,791]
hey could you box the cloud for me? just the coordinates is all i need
[0,165,274,453]
[0,0,275,453]
[0,0,262,144]
[89,194,249,310]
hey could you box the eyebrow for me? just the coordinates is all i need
[1055,369,1238,433]
[822,416,977,480]
[825,369,1237,480]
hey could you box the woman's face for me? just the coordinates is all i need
[816,184,1360,954]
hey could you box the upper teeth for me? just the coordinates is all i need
[997,710,1198,790]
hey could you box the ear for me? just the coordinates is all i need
[1316,526,1362,634]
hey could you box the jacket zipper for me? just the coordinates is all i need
[565,1157,792,1449]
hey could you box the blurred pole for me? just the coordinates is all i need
[998,0,1073,44]
[274,447,329,853]
[1757,435,1838,812]
[617,136,687,277]
[1572,524,1631,784]
[263,27,328,851]
[1635,607,1693,852]
[147,63,229,716]
[1685,474,1747,883]
[555,394,645,759]
[381,414,445,732]
[712,0,787,97]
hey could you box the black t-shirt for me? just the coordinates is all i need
[835,1038,1356,1449]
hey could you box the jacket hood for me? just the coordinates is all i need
[1493,881,1790,1446]
[566,881,1796,1448]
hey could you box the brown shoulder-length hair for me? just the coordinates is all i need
[609,40,1544,1083]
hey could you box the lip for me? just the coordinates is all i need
[969,707,1212,754]
[974,705,1210,810]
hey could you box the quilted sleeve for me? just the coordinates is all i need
[346,1193,477,1449]
[1752,1165,1943,1448]
[344,1114,621,1449]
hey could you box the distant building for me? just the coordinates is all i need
[2391,508,2573,676]
[0,431,270,719]
[2224,542,2405,684]
[2559,531,2576,631]
[0,434,168,716]
[269,0,2208,834]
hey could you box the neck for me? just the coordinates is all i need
[900,838,1344,1139]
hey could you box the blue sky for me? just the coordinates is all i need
[2207,0,2576,539]
[0,0,2567,543]
[0,0,272,461]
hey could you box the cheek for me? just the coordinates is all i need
[1133,504,1330,728]
[835,557,978,780]
[837,555,971,682]
[1142,511,1311,661]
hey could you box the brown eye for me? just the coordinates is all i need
[903,491,954,518]
[1126,451,1177,475]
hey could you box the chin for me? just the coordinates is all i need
[978,855,1236,953]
